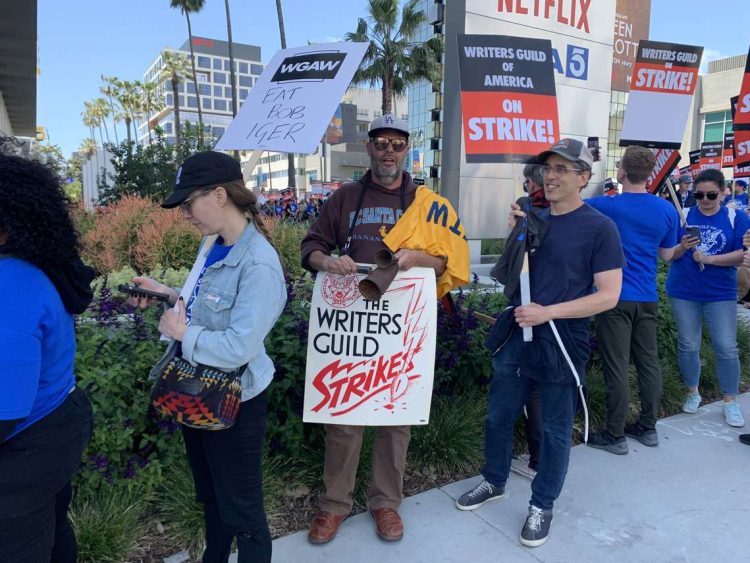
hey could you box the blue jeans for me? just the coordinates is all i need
[482,331,578,511]
[670,298,740,395]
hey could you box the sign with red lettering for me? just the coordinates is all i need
[688,149,701,179]
[612,0,651,92]
[645,148,680,194]
[699,141,723,172]
[734,128,750,168]
[215,41,367,152]
[723,133,735,168]
[733,46,750,131]
[457,34,559,163]
[303,268,437,425]
[620,40,703,149]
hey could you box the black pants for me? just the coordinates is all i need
[0,387,93,563]
[524,383,542,470]
[183,390,271,563]
[595,301,662,435]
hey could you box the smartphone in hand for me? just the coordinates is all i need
[118,284,171,302]
[686,226,701,240]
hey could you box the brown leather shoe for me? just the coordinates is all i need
[308,511,347,544]
[370,507,404,541]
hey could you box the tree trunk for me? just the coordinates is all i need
[185,13,204,142]
[102,119,111,144]
[107,94,119,144]
[224,0,238,118]
[124,118,132,145]
[382,71,393,114]
[172,79,182,145]
[276,0,296,189]
[98,125,105,147]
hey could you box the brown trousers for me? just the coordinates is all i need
[318,424,410,515]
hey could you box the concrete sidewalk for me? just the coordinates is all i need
[266,393,750,562]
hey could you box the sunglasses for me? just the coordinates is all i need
[694,191,719,200]
[180,188,216,212]
[370,136,408,152]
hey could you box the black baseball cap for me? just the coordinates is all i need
[537,138,593,169]
[162,151,243,209]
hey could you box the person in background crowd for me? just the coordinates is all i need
[131,151,286,563]
[723,179,748,207]
[741,230,750,445]
[666,169,750,428]
[456,138,623,547]
[585,146,680,454]
[674,174,696,209]
[301,114,460,545]
[0,143,96,563]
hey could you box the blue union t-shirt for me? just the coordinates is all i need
[666,206,750,302]
[186,239,233,323]
[587,193,680,302]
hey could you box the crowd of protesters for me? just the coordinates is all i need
[2,121,750,561]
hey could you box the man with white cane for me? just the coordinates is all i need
[455,139,624,547]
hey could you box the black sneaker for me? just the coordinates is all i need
[740,434,750,446]
[624,422,659,446]
[585,429,628,455]
[520,505,553,547]
[455,479,505,511]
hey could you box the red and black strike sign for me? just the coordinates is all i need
[731,95,740,129]
[699,141,723,172]
[723,133,734,168]
[457,34,558,163]
[734,128,750,168]
[688,149,701,178]
[645,149,681,194]
[732,46,750,131]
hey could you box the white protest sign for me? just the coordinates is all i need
[303,268,437,426]
[215,42,368,153]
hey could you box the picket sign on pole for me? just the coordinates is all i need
[512,162,533,342]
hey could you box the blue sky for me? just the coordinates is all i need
[38,0,750,157]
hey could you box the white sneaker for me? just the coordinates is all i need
[722,401,745,428]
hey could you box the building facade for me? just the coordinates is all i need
[139,37,264,144]
[0,0,37,137]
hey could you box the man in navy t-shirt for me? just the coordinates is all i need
[586,146,681,454]
[722,179,748,207]
[456,139,624,547]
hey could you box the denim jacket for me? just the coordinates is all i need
[151,222,286,401]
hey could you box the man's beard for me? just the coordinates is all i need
[370,155,401,183]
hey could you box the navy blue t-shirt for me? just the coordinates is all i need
[0,258,76,441]
[186,240,233,323]
[722,193,748,207]
[587,193,680,302]
[666,206,750,302]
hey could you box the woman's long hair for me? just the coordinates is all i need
[217,179,279,254]
[0,142,82,273]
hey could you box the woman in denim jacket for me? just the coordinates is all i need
[132,151,286,563]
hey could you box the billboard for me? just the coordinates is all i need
[612,0,651,92]
[446,0,616,239]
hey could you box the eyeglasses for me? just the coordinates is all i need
[370,136,408,152]
[541,164,583,177]
[180,188,215,212]
[694,191,719,200]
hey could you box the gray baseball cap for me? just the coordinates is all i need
[368,113,410,137]
[537,138,593,169]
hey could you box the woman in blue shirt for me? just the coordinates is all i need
[0,144,95,562]
[132,151,286,563]
[666,169,750,428]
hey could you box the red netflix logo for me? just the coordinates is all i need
[497,0,592,32]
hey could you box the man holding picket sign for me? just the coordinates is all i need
[457,138,624,547]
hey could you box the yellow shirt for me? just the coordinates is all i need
[383,186,470,298]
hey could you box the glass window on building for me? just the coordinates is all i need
[239,75,252,87]
[214,127,225,137]
[703,110,733,143]
[225,87,232,98]
[353,170,364,181]
[213,85,222,97]
[178,95,185,107]
[213,58,222,70]
[199,84,211,96]
[202,98,211,109]
[197,56,210,69]
[308,170,318,182]
[188,96,198,108]
[240,88,249,100]
[214,72,227,84]
[239,62,248,74]
[357,109,369,120]
[196,72,209,83]
[214,99,227,111]
[165,122,173,134]
[186,82,196,94]
[166,93,173,107]
[223,60,231,71]
[251,63,264,75]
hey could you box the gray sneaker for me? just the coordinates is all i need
[455,479,505,511]
[585,429,628,455]
[520,505,553,547]
[624,422,659,447]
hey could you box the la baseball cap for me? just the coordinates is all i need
[162,151,243,209]
[537,138,593,169]
[368,113,410,138]
[678,174,693,184]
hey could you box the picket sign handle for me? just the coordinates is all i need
[665,177,704,272]
[520,253,533,341]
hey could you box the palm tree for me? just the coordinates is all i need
[100,76,120,143]
[169,0,206,141]
[159,49,194,145]
[113,80,141,144]
[223,0,238,118]
[92,98,111,144]
[81,101,101,147]
[138,80,164,144]
[345,0,443,114]
[275,0,296,189]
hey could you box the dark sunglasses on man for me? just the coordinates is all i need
[694,191,719,200]
[370,136,408,152]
